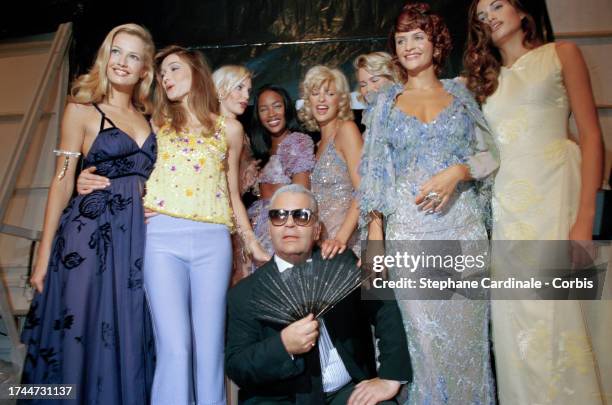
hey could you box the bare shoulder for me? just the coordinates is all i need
[555,41,583,63]
[337,120,360,136]
[222,115,245,145]
[223,116,244,135]
[224,116,244,133]
[58,103,97,149]
[64,102,95,119]
[62,102,99,129]
[335,120,362,146]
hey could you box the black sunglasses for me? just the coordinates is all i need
[268,208,315,227]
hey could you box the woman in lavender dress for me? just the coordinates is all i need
[299,66,363,258]
[248,84,315,259]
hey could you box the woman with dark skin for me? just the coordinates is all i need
[246,84,315,262]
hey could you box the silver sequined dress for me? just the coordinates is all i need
[311,136,360,255]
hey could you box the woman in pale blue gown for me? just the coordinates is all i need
[359,4,498,404]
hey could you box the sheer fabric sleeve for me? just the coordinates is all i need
[279,132,316,176]
[357,85,403,226]
[447,78,500,230]
[447,78,499,180]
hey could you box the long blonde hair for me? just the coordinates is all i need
[69,23,155,113]
[152,45,219,133]
[298,65,354,132]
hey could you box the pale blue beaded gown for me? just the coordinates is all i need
[359,79,498,404]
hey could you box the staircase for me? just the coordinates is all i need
[0,22,72,372]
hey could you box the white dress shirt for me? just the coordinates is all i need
[274,255,352,393]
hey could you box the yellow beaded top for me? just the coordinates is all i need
[143,116,234,230]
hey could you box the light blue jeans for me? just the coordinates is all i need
[144,214,232,405]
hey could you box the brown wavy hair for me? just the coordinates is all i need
[70,23,155,114]
[152,45,219,133]
[388,2,453,80]
[464,0,543,104]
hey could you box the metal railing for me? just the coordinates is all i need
[0,22,72,371]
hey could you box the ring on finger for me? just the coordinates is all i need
[426,191,442,204]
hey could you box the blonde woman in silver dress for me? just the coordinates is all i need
[298,65,363,258]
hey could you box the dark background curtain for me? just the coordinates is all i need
[1,0,553,100]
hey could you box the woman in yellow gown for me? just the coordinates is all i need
[465,0,608,403]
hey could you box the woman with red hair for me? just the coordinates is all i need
[359,3,497,404]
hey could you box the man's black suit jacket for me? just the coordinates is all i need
[225,249,412,404]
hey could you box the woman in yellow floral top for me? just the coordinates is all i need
[77,45,269,405]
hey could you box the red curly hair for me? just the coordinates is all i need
[388,2,453,80]
[464,0,543,104]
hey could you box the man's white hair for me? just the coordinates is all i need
[269,184,318,214]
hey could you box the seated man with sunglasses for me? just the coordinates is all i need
[225,184,411,405]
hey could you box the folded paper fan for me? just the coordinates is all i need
[252,252,368,325]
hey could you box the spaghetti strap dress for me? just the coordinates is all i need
[20,104,157,405]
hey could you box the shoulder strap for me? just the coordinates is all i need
[92,103,117,132]
[217,115,226,131]
[212,115,226,139]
